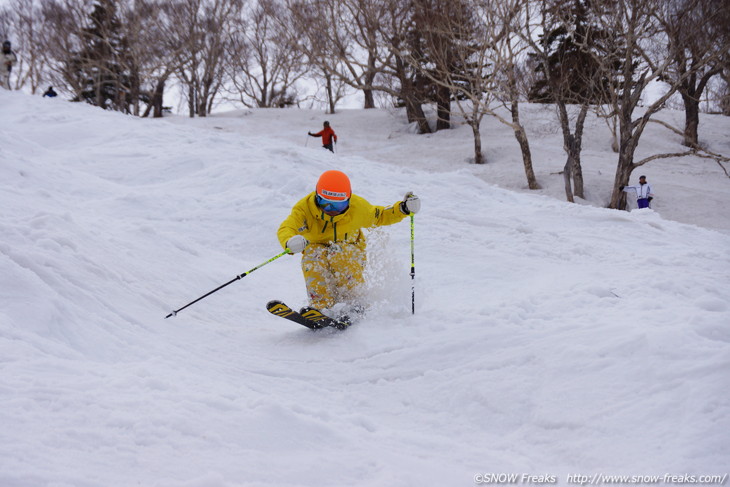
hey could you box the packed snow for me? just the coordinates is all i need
[1,90,729,487]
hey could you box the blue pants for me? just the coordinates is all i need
[637,198,650,209]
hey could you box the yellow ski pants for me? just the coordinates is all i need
[301,243,366,310]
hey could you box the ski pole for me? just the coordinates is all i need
[165,249,290,318]
[410,214,415,314]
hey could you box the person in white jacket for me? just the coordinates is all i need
[620,175,654,209]
[2,40,18,90]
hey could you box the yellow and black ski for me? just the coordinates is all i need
[266,300,350,330]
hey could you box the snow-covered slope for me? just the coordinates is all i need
[1,90,728,486]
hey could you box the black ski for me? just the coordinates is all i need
[266,300,350,330]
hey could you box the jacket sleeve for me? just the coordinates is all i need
[369,200,408,228]
[277,199,309,248]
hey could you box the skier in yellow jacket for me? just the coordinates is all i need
[278,170,420,317]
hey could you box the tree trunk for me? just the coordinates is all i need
[571,147,585,199]
[681,90,700,147]
[396,55,431,134]
[556,102,588,200]
[128,71,141,116]
[610,132,638,209]
[188,85,195,118]
[514,125,539,189]
[471,119,484,164]
[563,158,574,203]
[326,73,335,114]
[611,160,634,210]
[571,105,588,199]
[403,91,431,134]
[363,89,375,109]
[197,79,209,117]
[363,58,376,109]
[678,64,721,146]
[95,71,103,108]
[511,100,539,189]
[436,86,450,131]
[152,79,166,118]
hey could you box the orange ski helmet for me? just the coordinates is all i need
[316,170,351,201]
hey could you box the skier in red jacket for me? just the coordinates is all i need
[308,121,338,152]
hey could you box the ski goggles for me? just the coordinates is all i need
[316,194,350,213]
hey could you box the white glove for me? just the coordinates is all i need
[400,192,421,215]
[286,235,308,254]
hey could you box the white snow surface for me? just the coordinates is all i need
[1,90,729,486]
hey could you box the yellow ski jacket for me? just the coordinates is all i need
[278,192,407,250]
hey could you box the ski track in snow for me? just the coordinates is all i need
[1,90,729,486]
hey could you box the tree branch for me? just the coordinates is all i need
[648,118,730,175]
[634,150,696,167]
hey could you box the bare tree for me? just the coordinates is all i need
[304,63,351,114]
[225,0,306,108]
[1,0,58,93]
[402,0,487,157]
[2,0,48,93]
[522,0,618,201]
[173,0,243,117]
[409,0,458,130]
[286,0,386,111]
[405,0,539,188]
[137,1,190,118]
[522,0,586,200]
[116,0,194,118]
[587,0,730,209]
[287,0,434,132]
[658,0,730,147]
[490,0,539,188]
[35,0,86,99]
[38,0,131,110]
[30,0,184,117]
